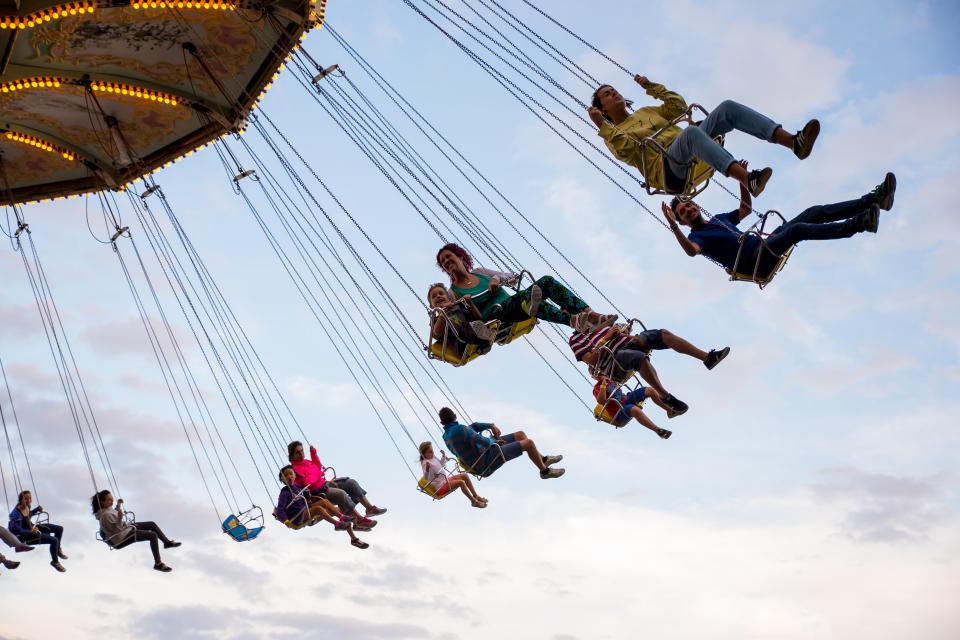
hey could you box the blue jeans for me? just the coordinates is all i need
[762,196,870,258]
[321,477,367,513]
[666,100,781,178]
[18,523,63,562]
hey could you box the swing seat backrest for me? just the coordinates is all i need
[593,402,631,428]
[222,514,264,542]
[494,316,537,345]
[727,212,794,288]
[417,477,449,499]
[429,340,486,367]
[728,245,794,288]
[636,104,723,198]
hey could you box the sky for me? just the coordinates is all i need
[1,1,959,639]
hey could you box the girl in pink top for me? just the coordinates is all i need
[287,441,387,529]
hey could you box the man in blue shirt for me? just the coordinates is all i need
[439,407,564,479]
[663,163,896,279]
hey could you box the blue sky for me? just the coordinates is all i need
[1,1,959,639]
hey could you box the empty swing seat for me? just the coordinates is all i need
[222,507,264,542]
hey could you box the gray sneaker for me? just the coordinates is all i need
[526,285,542,318]
[469,320,495,343]
[542,454,563,466]
[540,467,565,479]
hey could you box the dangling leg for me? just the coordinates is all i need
[458,473,486,503]
[628,406,671,440]
[666,126,772,196]
[765,206,877,257]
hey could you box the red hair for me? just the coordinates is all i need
[436,242,473,271]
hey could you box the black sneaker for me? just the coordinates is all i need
[662,394,689,418]
[657,428,672,440]
[163,541,182,549]
[793,119,820,160]
[861,204,880,233]
[704,347,731,371]
[748,167,773,197]
[870,172,896,211]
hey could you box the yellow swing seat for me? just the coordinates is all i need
[427,316,538,367]
[636,103,723,199]
[417,477,451,499]
[726,210,795,289]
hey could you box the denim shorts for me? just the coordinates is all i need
[481,433,523,476]
[633,329,665,350]
[614,388,647,423]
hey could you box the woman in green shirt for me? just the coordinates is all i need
[436,243,616,332]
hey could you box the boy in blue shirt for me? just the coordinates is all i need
[439,408,564,479]
[663,164,896,278]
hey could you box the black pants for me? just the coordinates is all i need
[753,195,871,270]
[113,521,171,564]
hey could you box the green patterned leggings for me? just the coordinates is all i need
[492,276,589,326]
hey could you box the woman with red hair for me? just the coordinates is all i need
[435,243,616,332]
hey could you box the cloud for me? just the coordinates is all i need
[811,467,954,542]
[132,606,438,640]
[288,375,362,409]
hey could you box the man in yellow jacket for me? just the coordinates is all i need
[588,75,820,197]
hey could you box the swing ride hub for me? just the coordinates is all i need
[0,0,328,205]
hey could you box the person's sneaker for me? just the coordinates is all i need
[57,550,69,560]
[662,394,689,418]
[2,559,20,570]
[542,454,563,467]
[861,204,880,233]
[526,284,542,318]
[153,562,173,573]
[469,320,495,343]
[365,506,387,517]
[704,347,731,371]
[163,541,182,549]
[748,167,773,197]
[51,561,66,573]
[585,312,618,332]
[353,517,377,531]
[793,118,820,160]
[540,467,565,479]
[657,428,673,440]
[870,172,896,211]
[335,516,351,531]
[14,544,34,553]
[351,538,369,550]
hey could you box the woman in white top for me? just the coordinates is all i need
[91,490,180,572]
[419,442,487,508]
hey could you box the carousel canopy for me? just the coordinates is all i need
[0,0,324,204]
